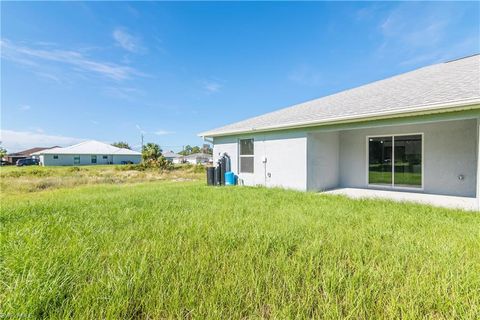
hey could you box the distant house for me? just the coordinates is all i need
[32,140,141,166]
[184,152,213,165]
[163,151,183,164]
[5,146,59,164]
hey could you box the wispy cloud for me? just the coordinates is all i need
[135,124,147,135]
[1,39,142,80]
[0,129,85,153]
[371,2,479,68]
[154,130,174,136]
[203,80,222,94]
[19,105,31,111]
[399,35,480,67]
[113,27,146,54]
[289,64,322,86]
[380,6,447,48]
[354,4,382,22]
[376,3,476,59]
[33,71,63,84]
[103,86,144,100]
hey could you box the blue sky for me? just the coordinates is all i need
[1,1,479,152]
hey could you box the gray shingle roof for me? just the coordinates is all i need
[200,54,480,137]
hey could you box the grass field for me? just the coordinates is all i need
[1,166,479,319]
[0,164,203,196]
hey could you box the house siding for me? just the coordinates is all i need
[213,131,307,190]
[212,115,478,198]
[338,119,477,197]
[307,131,339,191]
[40,154,141,166]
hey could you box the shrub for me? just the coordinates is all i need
[115,164,146,171]
[29,168,49,177]
[193,164,205,173]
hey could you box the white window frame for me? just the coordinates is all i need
[238,138,254,174]
[365,132,424,191]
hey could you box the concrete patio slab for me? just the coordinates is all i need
[323,188,479,211]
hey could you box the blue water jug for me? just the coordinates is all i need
[225,171,235,185]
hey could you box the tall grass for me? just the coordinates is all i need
[1,181,479,319]
[0,165,203,195]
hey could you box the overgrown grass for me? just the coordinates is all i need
[0,164,204,196]
[1,180,479,319]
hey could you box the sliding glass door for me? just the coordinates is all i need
[368,134,422,188]
[368,137,392,186]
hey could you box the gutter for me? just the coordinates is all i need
[199,99,480,138]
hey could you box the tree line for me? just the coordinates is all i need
[111,141,212,169]
[111,142,212,155]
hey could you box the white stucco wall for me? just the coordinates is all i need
[111,155,142,164]
[213,131,307,190]
[211,115,478,198]
[338,119,477,197]
[307,131,339,191]
[477,118,480,207]
[40,154,141,166]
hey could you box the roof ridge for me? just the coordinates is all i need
[200,54,480,137]
[203,57,458,133]
[444,53,480,64]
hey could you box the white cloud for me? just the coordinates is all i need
[0,129,85,153]
[154,130,174,136]
[33,71,63,84]
[374,3,478,67]
[289,65,322,86]
[380,7,447,48]
[19,105,31,111]
[0,39,142,81]
[203,81,222,94]
[399,35,480,66]
[103,86,144,100]
[377,3,469,53]
[113,27,145,54]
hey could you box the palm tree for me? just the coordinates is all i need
[112,141,131,150]
[142,143,162,162]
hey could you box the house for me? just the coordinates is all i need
[200,54,480,210]
[184,153,213,165]
[4,146,59,164]
[32,140,141,166]
[163,151,183,164]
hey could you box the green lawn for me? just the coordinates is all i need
[369,171,422,187]
[1,173,479,318]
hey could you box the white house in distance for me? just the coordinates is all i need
[32,140,141,166]
[163,151,183,164]
[184,153,213,164]
[200,54,480,210]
